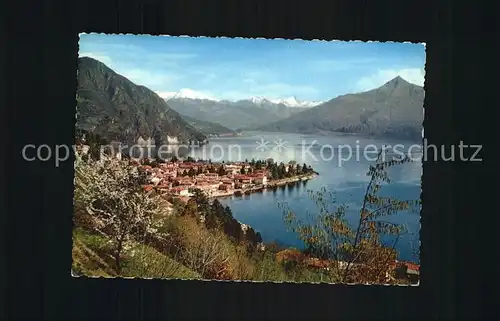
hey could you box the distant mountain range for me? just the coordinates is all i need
[76,57,424,143]
[163,78,424,141]
[76,57,206,145]
[255,76,424,141]
[163,95,319,130]
[160,89,323,108]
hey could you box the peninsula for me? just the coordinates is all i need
[136,157,318,201]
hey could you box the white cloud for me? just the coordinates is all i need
[356,68,425,91]
[156,88,218,101]
[78,52,113,66]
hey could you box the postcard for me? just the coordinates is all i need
[72,34,424,285]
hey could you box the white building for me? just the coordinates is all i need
[252,176,267,185]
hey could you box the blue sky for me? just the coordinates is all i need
[79,33,426,102]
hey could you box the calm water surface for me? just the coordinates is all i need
[189,132,422,263]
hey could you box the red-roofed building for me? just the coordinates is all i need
[171,186,191,196]
[234,175,252,183]
[160,163,176,169]
[205,173,219,178]
[162,171,177,178]
[179,178,194,186]
[219,184,230,191]
[405,262,419,272]
[392,261,420,283]
[157,183,172,190]
[241,177,252,184]
[178,162,198,170]
[225,164,243,174]
[250,175,267,185]
[221,180,235,188]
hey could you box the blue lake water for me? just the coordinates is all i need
[190,132,422,263]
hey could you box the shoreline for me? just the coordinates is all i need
[208,173,318,199]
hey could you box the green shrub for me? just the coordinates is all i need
[251,251,288,282]
[122,243,200,279]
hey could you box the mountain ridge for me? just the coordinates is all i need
[158,89,323,108]
[76,57,207,145]
[255,76,424,141]
[164,97,310,130]
[179,115,236,136]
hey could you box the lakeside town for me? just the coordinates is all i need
[129,155,317,201]
[76,141,318,202]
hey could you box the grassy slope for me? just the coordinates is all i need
[72,215,336,282]
[72,229,117,277]
[72,227,200,279]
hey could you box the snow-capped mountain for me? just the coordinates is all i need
[162,94,309,131]
[157,89,322,107]
[156,89,219,101]
[243,95,322,107]
[246,96,271,104]
[271,96,323,108]
[157,89,323,130]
